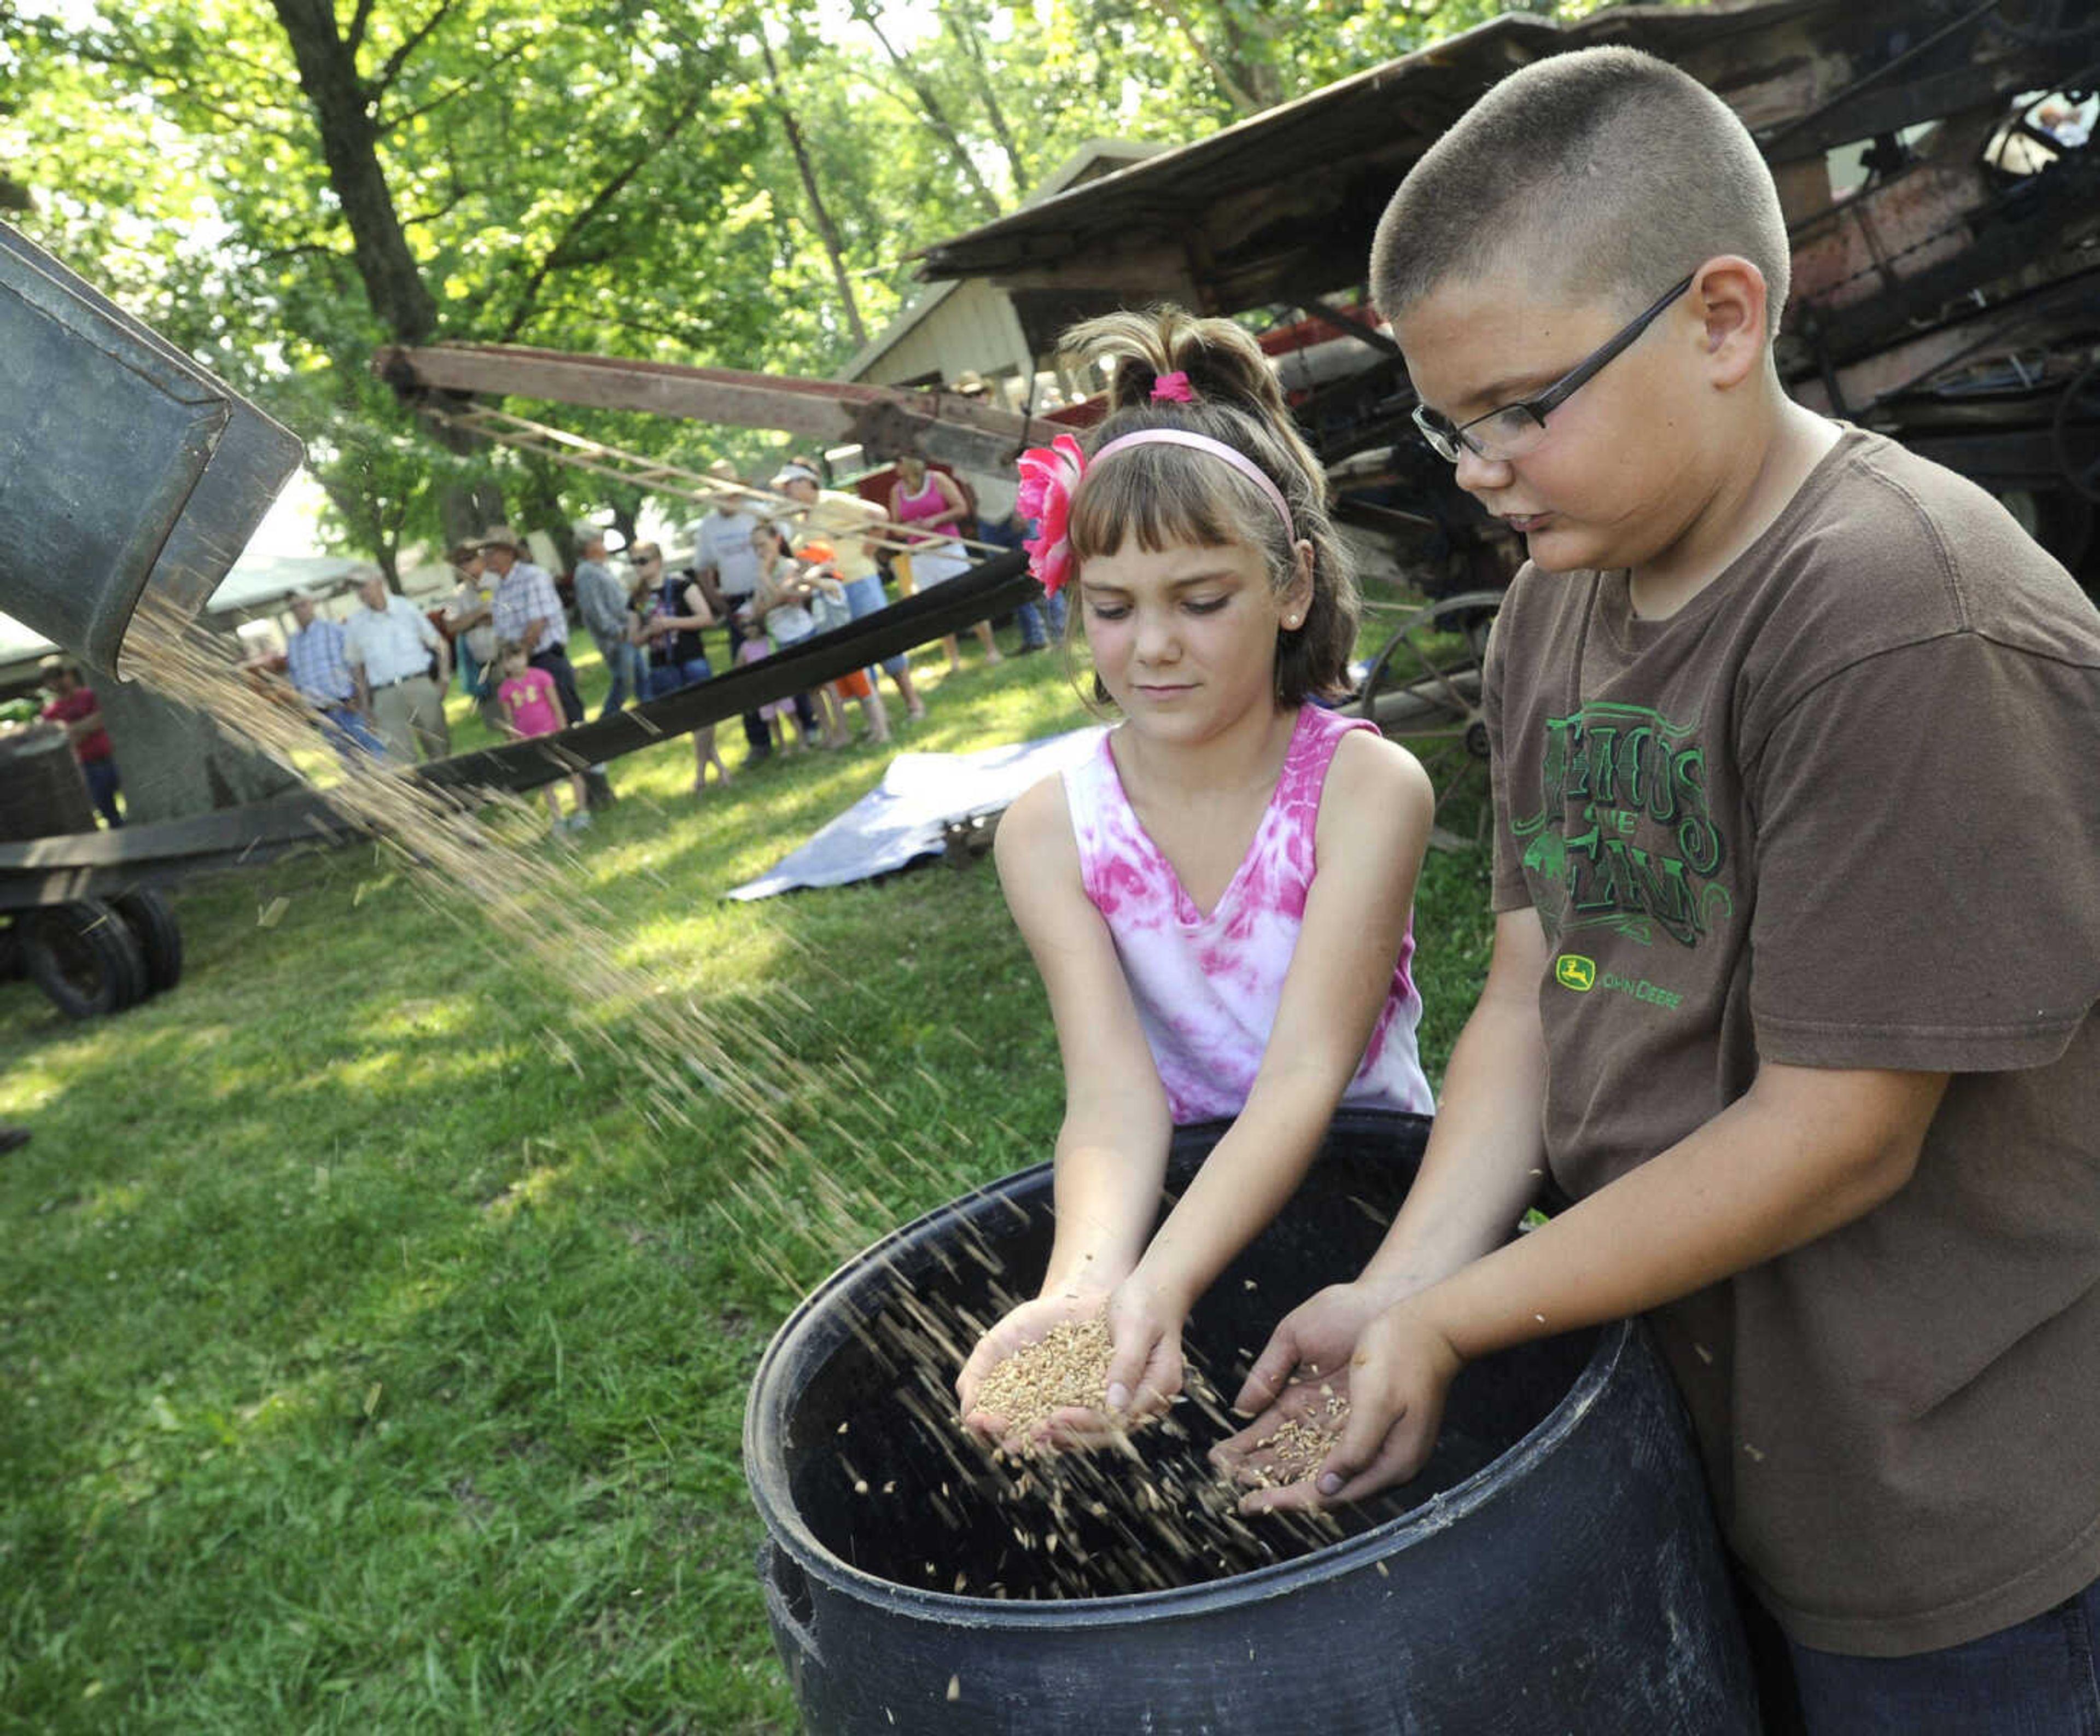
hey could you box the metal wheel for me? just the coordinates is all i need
[2055,359,2100,503]
[110,888,184,996]
[20,898,147,1019]
[1350,589,1502,834]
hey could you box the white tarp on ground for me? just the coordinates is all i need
[726,725,1107,901]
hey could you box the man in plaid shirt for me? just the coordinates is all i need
[481,527,585,726]
[284,590,385,758]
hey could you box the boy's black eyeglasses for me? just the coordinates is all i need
[1412,273,1696,465]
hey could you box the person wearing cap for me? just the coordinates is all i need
[771,459,927,723]
[692,462,773,762]
[440,543,498,714]
[284,589,387,760]
[571,527,644,720]
[342,572,451,763]
[37,655,123,827]
[481,527,585,727]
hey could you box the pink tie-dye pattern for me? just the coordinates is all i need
[1064,706,1432,1125]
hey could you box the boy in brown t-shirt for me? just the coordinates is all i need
[1219,46,2100,1729]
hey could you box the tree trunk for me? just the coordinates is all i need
[1148,0,1265,116]
[605,492,640,551]
[518,456,578,578]
[1209,1,1284,110]
[758,32,869,349]
[317,477,404,591]
[440,481,508,551]
[267,0,440,345]
[850,2,1001,220]
[944,5,1026,197]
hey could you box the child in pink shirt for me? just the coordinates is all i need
[495,640,590,834]
[955,310,1434,1450]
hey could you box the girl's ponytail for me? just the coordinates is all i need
[1080,308,1293,427]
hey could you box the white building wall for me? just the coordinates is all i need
[847,279,1034,402]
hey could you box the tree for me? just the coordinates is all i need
[265,0,440,345]
[8,0,778,573]
[5,0,1590,581]
[755,21,869,349]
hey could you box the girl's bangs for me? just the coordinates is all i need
[1067,445,1265,564]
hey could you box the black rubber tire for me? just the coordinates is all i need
[20,899,148,1019]
[110,888,184,996]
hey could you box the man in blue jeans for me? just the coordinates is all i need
[691,466,773,762]
[283,591,387,761]
[978,508,1065,651]
[37,655,125,825]
[571,527,645,719]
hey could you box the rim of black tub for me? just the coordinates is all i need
[742,1144,1633,1627]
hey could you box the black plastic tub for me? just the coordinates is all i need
[744,1109,1759,1733]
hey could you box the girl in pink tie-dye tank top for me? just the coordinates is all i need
[956,308,1436,1454]
[1062,703,1430,1125]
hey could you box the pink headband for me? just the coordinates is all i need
[1013,424,1300,598]
[1090,429,1297,543]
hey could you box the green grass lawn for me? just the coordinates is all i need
[0,628,1494,1733]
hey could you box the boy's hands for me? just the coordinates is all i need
[1228,1279,1402,1417]
[1217,1292,1462,1514]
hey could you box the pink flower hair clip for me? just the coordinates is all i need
[1015,432,1086,598]
[1151,370,1193,403]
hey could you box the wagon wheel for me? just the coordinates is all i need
[1351,589,1503,838]
[19,899,148,1019]
[2056,360,2100,503]
[110,888,184,996]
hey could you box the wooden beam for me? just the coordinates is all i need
[374,343,1035,470]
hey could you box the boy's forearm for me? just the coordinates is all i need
[1410,1063,1944,1362]
[1359,989,1549,1298]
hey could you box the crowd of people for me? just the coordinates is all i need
[269,459,1053,823]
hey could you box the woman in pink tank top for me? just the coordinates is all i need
[889,454,1004,672]
[955,310,1436,1462]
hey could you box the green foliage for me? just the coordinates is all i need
[2,0,1601,567]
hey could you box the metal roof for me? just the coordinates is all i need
[911,0,2055,347]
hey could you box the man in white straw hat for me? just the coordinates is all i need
[480,527,584,727]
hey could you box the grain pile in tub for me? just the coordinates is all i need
[971,1324,1347,1489]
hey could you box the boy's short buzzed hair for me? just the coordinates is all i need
[1372,46,1789,334]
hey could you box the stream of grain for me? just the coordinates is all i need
[127,603,1335,1599]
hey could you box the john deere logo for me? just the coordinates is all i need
[1555,955,1596,992]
